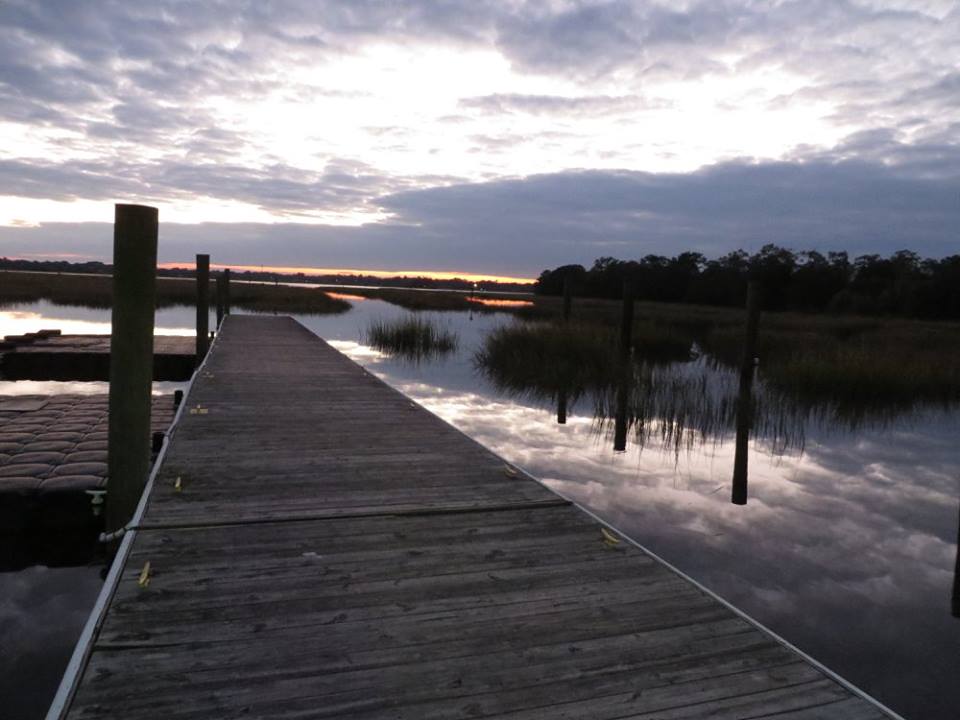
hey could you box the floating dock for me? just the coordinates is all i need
[50,315,900,719]
[1,333,194,381]
[0,394,175,530]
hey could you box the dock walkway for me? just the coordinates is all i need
[53,315,897,719]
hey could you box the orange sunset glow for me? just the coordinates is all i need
[466,298,534,308]
[157,262,536,285]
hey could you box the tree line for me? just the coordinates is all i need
[534,246,960,319]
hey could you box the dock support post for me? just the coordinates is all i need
[952,499,959,618]
[215,274,224,328]
[106,204,158,534]
[619,281,634,359]
[732,280,761,505]
[613,378,629,452]
[195,254,210,364]
[223,268,231,317]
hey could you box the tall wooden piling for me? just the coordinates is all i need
[619,281,634,358]
[195,254,210,364]
[106,204,158,533]
[732,281,761,505]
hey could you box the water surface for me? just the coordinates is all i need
[2,298,957,719]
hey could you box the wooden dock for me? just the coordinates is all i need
[0,394,175,531]
[51,316,899,719]
[1,334,194,381]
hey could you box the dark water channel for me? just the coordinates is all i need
[2,298,958,719]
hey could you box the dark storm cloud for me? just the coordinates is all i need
[376,137,960,265]
[2,142,956,276]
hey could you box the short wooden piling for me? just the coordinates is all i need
[732,281,761,505]
[173,389,183,408]
[195,254,210,364]
[106,204,158,533]
[151,432,164,454]
[619,281,634,358]
[223,268,232,316]
[215,274,225,328]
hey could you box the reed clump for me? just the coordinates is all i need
[474,322,622,400]
[365,316,459,360]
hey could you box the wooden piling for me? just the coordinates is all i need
[613,378,629,452]
[215,274,224,328]
[557,391,567,424]
[106,204,158,533]
[952,499,959,618]
[732,281,761,505]
[223,268,232,316]
[619,281,634,358]
[195,254,210,364]
[173,389,183,408]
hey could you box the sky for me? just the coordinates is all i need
[0,1,957,280]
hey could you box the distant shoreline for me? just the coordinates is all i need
[0,257,534,293]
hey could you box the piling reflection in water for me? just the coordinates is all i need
[732,282,762,505]
[953,500,960,619]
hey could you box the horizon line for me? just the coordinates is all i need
[158,262,536,285]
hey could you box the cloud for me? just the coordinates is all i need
[459,93,657,117]
[0,1,957,274]
[1,141,956,276]
[0,156,409,215]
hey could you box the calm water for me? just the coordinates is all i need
[2,298,958,719]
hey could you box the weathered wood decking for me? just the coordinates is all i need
[54,316,897,719]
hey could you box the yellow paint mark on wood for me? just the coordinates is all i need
[601,528,621,546]
[138,561,152,588]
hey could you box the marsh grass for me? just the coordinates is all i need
[365,316,459,360]
[701,315,960,415]
[509,293,960,413]
[0,270,350,315]
[475,319,809,455]
[475,302,960,455]
[591,364,808,457]
[474,322,622,401]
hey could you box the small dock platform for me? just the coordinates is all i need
[1,333,194,381]
[51,316,898,719]
[0,394,175,530]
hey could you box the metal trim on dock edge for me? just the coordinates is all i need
[45,325,223,720]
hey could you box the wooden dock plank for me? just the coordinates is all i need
[59,316,895,719]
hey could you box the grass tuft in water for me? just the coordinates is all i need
[474,322,622,401]
[366,316,459,360]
